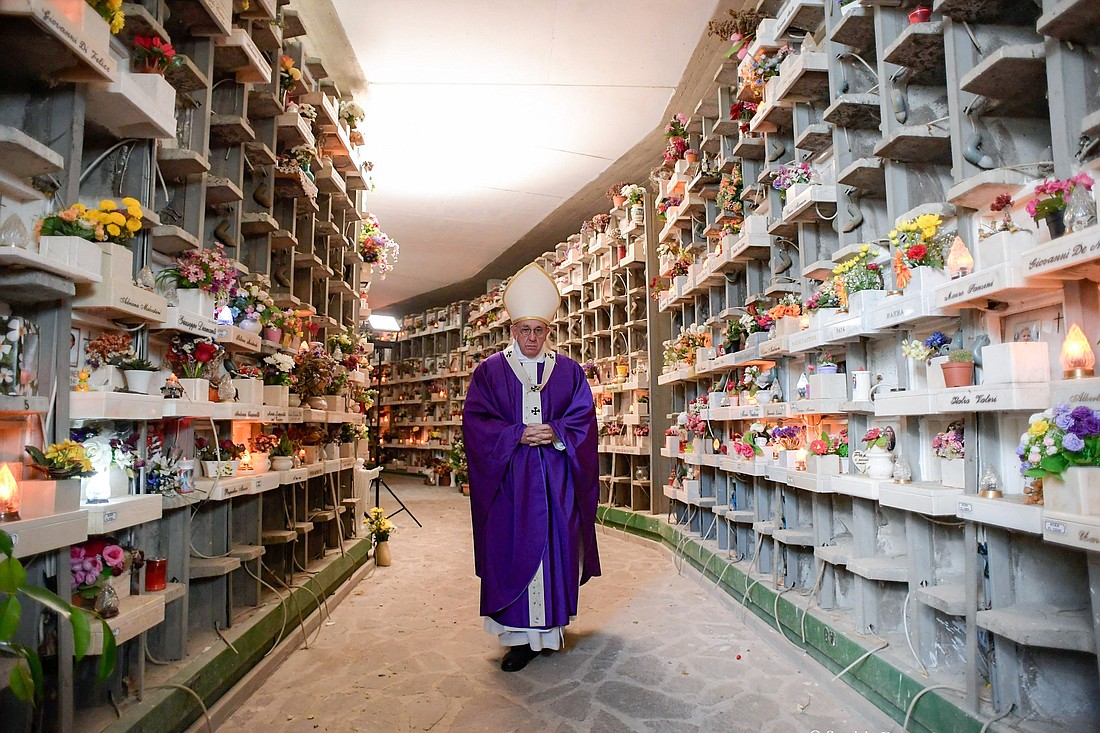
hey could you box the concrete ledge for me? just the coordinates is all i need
[100,538,372,733]
[596,506,984,733]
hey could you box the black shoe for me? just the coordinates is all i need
[500,644,540,672]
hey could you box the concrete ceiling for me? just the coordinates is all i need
[295,0,733,315]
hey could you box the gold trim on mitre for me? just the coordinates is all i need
[502,263,561,325]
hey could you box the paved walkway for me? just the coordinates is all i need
[221,477,894,733]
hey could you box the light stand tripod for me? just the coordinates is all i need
[371,473,422,527]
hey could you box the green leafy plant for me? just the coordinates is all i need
[115,357,157,371]
[0,530,115,704]
[449,436,469,485]
[947,349,974,363]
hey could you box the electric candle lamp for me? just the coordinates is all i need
[794,449,807,472]
[1060,324,1095,379]
[215,305,234,325]
[0,464,22,522]
[240,449,253,472]
[946,236,974,278]
[84,470,111,504]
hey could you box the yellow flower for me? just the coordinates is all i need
[107,0,122,9]
[110,14,124,34]
[1028,420,1049,437]
[126,218,142,232]
[99,199,117,211]
[121,197,140,208]
[106,223,122,237]
[108,211,126,226]
[860,244,869,252]
[72,203,86,214]
[127,206,142,218]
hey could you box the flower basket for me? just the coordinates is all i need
[940,457,966,488]
[980,342,1049,384]
[177,377,209,402]
[201,460,240,478]
[175,289,216,319]
[1044,467,1100,515]
[232,378,264,404]
[263,385,289,407]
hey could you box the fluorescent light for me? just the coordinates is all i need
[369,314,401,331]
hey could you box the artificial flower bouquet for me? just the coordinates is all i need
[84,332,135,370]
[707,7,766,60]
[359,213,400,276]
[366,506,396,543]
[864,427,890,449]
[157,244,238,300]
[716,171,744,215]
[742,45,792,98]
[621,184,646,207]
[25,441,95,479]
[71,539,144,605]
[37,198,143,245]
[833,244,884,294]
[932,422,965,460]
[729,100,758,135]
[772,425,803,451]
[279,54,302,93]
[1026,173,1094,223]
[226,278,276,325]
[262,352,297,387]
[771,161,812,192]
[293,344,337,398]
[166,334,222,379]
[251,433,281,455]
[889,213,952,269]
[339,100,365,130]
[88,0,125,33]
[132,34,183,73]
[1018,404,1100,480]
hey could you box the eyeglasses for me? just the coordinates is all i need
[516,326,548,338]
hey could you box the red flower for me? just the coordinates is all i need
[809,439,829,456]
[906,244,927,261]
[990,194,1013,212]
[193,342,219,363]
[867,263,880,271]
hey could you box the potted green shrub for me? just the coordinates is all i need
[941,349,975,388]
[116,357,159,395]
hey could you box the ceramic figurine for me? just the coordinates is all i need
[162,373,184,399]
[76,369,90,392]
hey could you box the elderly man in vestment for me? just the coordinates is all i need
[463,264,601,672]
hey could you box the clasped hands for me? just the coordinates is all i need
[520,423,558,447]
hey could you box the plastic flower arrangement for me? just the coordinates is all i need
[366,506,396,543]
[980,194,1028,238]
[289,143,318,169]
[269,310,305,338]
[738,303,773,335]
[1018,404,1100,479]
[716,171,744,215]
[900,338,935,362]
[772,425,803,451]
[1026,174,1094,222]
[226,277,276,325]
[664,113,688,141]
[747,422,771,443]
[84,332,135,370]
[166,334,222,379]
[293,344,337,398]
[729,101,758,135]
[804,284,841,312]
[663,137,689,166]
[772,161,812,192]
[590,213,611,233]
[237,365,262,380]
[195,437,244,462]
[24,441,95,479]
[262,352,297,387]
[71,539,142,601]
[359,213,400,277]
[621,184,646,207]
[339,100,365,130]
[739,365,762,395]
[145,442,183,494]
[132,35,182,73]
[767,294,801,321]
[158,244,238,299]
[633,425,650,437]
[732,439,759,459]
[889,213,952,269]
[88,0,125,33]
[863,427,890,449]
[297,103,318,124]
[932,422,964,460]
[707,7,767,60]
[37,198,143,245]
[656,197,682,220]
[743,45,792,97]
[833,244,884,293]
[279,54,302,92]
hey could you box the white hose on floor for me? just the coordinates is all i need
[899,685,965,733]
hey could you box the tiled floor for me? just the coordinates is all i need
[221,477,894,733]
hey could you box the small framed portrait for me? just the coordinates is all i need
[70,328,81,367]
[1013,323,1040,343]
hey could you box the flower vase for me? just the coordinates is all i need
[175,289,215,319]
[108,570,132,599]
[375,540,392,567]
[906,358,928,391]
[250,453,270,474]
[271,455,295,472]
[1044,467,1100,515]
[1044,210,1066,240]
[865,446,895,479]
[262,327,283,344]
[940,458,966,488]
[613,195,626,209]
[1065,184,1097,234]
[178,378,209,402]
[91,364,125,392]
[816,364,838,375]
[631,205,644,224]
[239,316,263,334]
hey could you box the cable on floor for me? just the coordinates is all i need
[800,561,827,644]
[899,684,965,733]
[213,622,239,655]
[148,684,213,733]
[979,703,1015,733]
[259,560,309,649]
[902,591,929,677]
[830,635,889,683]
[241,563,289,658]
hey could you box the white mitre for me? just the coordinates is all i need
[503,263,561,325]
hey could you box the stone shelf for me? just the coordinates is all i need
[240,213,279,236]
[775,0,825,36]
[205,176,243,206]
[934,261,1056,311]
[275,112,315,147]
[823,94,881,131]
[837,157,885,198]
[209,113,256,147]
[164,54,208,93]
[883,21,946,84]
[157,147,210,181]
[85,495,163,535]
[243,139,275,168]
[959,44,1047,118]
[0,0,117,83]
[828,6,874,52]
[87,593,165,655]
[879,482,965,517]
[0,247,102,285]
[250,18,283,50]
[814,541,853,566]
[213,27,271,84]
[774,51,830,103]
[189,556,241,579]
[914,583,967,617]
[282,8,306,38]
[874,124,952,165]
[0,124,63,202]
[773,527,815,547]
[848,555,909,582]
[946,167,1039,210]
[248,88,284,119]
[1,509,89,560]
[977,605,1094,653]
[795,123,833,155]
[1021,224,1100,281]
[732,134,766,160]
[168,0,233,36]
[151,225,200,255]
[956,494,1043,535]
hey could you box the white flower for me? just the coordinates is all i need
[1043,437,1054,447]
[1046,445,1059,455]
[0,367,12,384]
[5,318,22,343]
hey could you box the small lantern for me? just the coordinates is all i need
[0,464,21,521]
[979,465,1003,499]
[1060,323,1095,379]
[215,305,235,325]
[84,470,111,504]
[946,236,974,278]
[794,449,807,472]
[240,449,253,472]
[893,456,913,484]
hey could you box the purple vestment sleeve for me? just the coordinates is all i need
[463,352,601,618]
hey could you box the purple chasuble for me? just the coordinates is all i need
[463,351,600,627]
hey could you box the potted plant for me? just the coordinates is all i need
[268,432,298,472]
[1026,173,1095,239]
[622,184,646,223]
[932,422,965,488]
[294,344,337,409]
[889,213,952,292]
[833,245,885,314]
[249,434,279,474]
[1019,404,1100,514]
[261,352,296,406]
[83,331,134,392]
[684,148,699,164]
[132,34,183,74]
[664,426,681,454]
[157,244,238,318]
[607,181,630,209]
[70,538,144,614]
[225,277,276,334]
[196,436,244,478]
[116,356,159,395]
[230,364,264,404]
[807,432,841,475]
[366,506,396,566]
[941,348,975,388]
[815,351,838,375]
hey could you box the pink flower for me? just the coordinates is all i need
[102,544,126,569]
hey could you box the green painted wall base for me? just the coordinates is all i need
[100,538,372,733]
[597,506,985,733]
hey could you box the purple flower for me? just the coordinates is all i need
[1055,413,1073,430]
[1015,444,1026,457]
[1071,406,1093,421]
[1079,416,1100,436]
[1063,433,1085,452]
